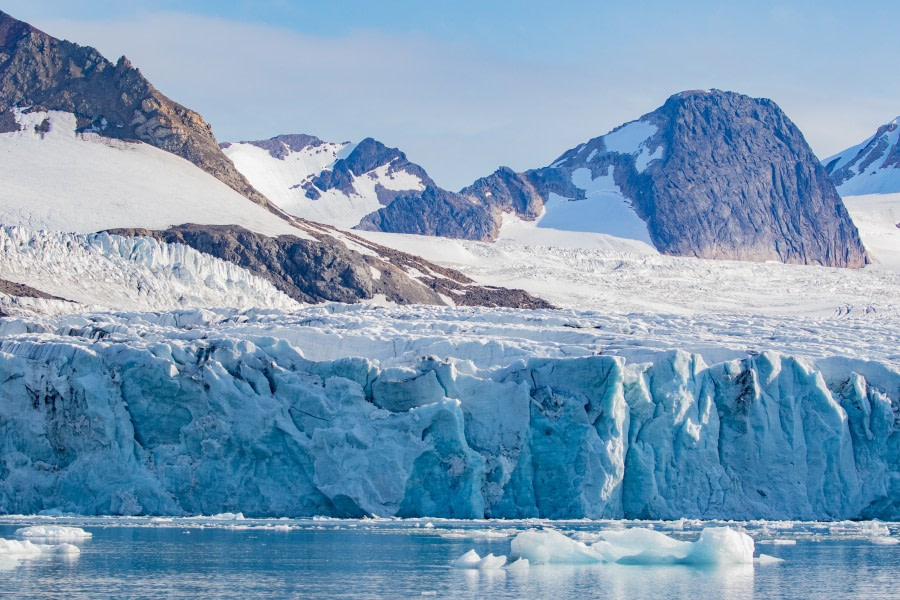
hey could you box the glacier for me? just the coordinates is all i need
[0,305,896,520]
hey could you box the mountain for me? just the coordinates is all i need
[824,117,900,195]
[221,136,433,229]
[0,9,271,210]
[0,10,548,311]
[229,91,867,267]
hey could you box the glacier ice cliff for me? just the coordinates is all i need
[0,308,896,520]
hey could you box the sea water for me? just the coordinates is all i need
[0,517,896,598]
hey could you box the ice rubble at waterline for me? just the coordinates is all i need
[0,307,896,520]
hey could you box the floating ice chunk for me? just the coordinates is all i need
[271,525,293,532]
[51,543,81,556]
[871,537,898,545]
[758,539,797,545]
[511,527,755,566]
[756,553,785,564]
[451,549,507,569]
[593,527,691,562]
[681,528,755,565]
[452,549,482,568]
[0,538,43,556]
[510,530,604,565]
[15,526,92,542]
[424,522,435,529]
[207,513,245,521]
[506,557,530,572]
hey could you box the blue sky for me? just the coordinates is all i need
[5,0,899,189]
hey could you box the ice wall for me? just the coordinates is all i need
[0,317,896,520]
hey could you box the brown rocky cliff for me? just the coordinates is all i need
[0,9,273,210]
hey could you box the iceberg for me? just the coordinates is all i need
[509,527,754,566]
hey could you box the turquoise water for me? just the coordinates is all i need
[0,518,897,598]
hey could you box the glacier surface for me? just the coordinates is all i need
[0,305,896,520]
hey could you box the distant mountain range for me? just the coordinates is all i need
[0,4,889,310]
[225,91,869,268]
[0,9,548,311]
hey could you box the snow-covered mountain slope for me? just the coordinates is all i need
[0,305,895,519]
[841,194,900,271]
[222,136,428,229]
[0,225,298,313]
[825,117,900,195]
[0,109,303,236]
[0,109,548,310]
[0,9,271,209]
[494,165,657,253]
[356,230,900,317]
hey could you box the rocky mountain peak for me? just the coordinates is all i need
[0,9,273,211]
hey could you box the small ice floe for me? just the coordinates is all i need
[509,527,757,566]
[758,539,797,546]
[506,558,530,572]
[451,549,507,569]
[755,554,785,565]
[424,522,435,529]
[208,512,246,521]
[15,526,92,542]
[0,539,44,557]
[0,536,81,568]
[870,537,898,545]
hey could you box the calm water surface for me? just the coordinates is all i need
[0,518,897,599]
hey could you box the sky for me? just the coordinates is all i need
[4,0,900,190]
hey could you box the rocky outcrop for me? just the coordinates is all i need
[109,224,551,309]
[622,91,867,266]
[0,9,272,209]
[356,187,498,240]
[0,278,64,300]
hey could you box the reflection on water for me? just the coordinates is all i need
[455,563,755,600]
[0,518,896,599]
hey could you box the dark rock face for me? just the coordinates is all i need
[0,278,66,300]
[108,224,552,309]
[0,10,272,209]
[356,187,497,240]
[626,91,867,266]
[221,133,327,160]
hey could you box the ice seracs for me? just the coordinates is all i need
[0,306,895,520]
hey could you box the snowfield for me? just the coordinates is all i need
[0,304,895,520]
[0,109,304,237]
[842,193,900,271]
[355,231,900,318]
